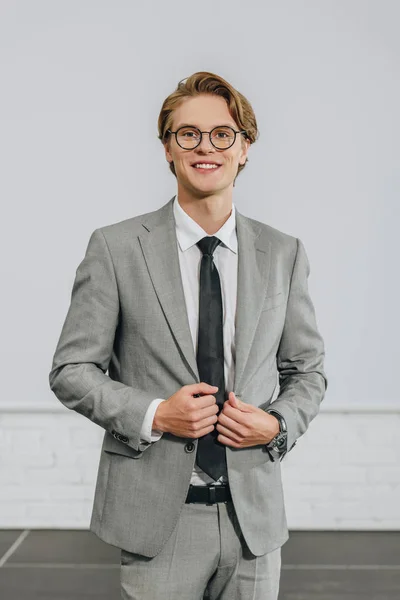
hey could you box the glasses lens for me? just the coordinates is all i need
[176,127,201,149]
[210,126,236,149]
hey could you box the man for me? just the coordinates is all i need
[49,71,327,599]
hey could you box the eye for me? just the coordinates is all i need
[211,127,235,142]
[178,127,200,138]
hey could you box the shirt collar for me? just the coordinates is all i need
[173,193,237,254]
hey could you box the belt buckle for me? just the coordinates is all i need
[206,485,217,505]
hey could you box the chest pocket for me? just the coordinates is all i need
[261,291,286,312]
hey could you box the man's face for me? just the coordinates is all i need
[164,94,250,197]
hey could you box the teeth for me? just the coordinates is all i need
[194,163,219,169]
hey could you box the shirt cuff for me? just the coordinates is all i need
[139,398,165,444]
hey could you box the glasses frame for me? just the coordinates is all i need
[166,125,247,150]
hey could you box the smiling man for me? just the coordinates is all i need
[49,71,327,599]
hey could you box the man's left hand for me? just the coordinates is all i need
[216,392,280,448]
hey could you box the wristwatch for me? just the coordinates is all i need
[265,409,288,461]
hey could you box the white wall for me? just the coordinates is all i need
[1,406,399,529]
[0,1,398,527]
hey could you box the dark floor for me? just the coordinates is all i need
[0,530,399,599]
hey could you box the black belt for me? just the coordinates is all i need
[185,484,232,505]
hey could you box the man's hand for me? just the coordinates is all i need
[153,382,219,439]
[216,392,280,448]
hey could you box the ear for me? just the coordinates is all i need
[239,138,251,166]
[164,141,173,164]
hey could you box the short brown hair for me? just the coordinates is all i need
[157,71,259,184]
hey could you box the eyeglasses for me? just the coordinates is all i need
[166,125,247,150]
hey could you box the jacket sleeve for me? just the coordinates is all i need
[265,237,328,455]
[48,228,161,452]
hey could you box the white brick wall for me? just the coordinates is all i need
[282,411,400,529]
[0,408,102,528]
[1,405,399,529]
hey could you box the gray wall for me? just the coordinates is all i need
[0,0,398,411]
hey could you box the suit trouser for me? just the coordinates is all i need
[120,500,281,600]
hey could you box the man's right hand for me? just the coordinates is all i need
[153,383,219,438]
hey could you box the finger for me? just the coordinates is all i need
[191,394,218,409]
[191,383,218,395]
[217,433,241,448]
[195,404,220,421]
[215,423,243,444]
[217,412,247,437]
[222,400,231,411]
[200,403,220,416]
[230,396,255,414]
[195,424,216,438]
[188,413,217,436]
[228,392,239,407]
[198,414,218,429]
[221,403,248,424]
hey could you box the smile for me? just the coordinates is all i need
[192,163,222,172]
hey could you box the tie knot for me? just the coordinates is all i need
[196,236,222,257]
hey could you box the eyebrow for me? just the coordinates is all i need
[175,123,237,130]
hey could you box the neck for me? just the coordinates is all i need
[176,185,233,235]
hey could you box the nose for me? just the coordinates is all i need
[196,132,215,152]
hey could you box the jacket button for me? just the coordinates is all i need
[184,442,195,453]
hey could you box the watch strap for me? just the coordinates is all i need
[265,409,288,460]
[266,409,287,432]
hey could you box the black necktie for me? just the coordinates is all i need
[195,236,228,481]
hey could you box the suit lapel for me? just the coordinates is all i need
[234,207,272,392]
[138,196,272,394]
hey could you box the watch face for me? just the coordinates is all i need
[274,434,287,449]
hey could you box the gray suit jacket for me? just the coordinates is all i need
[49,195,327,557]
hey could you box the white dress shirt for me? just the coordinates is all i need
[139,193,238,486]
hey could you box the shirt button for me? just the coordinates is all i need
[184,442,195,453]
